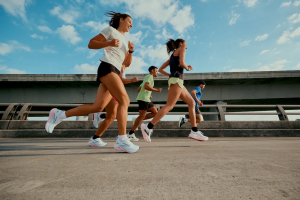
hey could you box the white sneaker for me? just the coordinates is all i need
[188,130,208,141]
[114,136,139,153]
[45,108,64,133]
[127,133,139,142]
[88,137,107,147]
[132,117,138,130]
[141,123,153,143]
[93,112,104,128]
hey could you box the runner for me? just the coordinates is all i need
[89,64,139,146]
[179,81,206,128]
[127,66,162,141]
[45,11,140,153]
[140,38,209,142]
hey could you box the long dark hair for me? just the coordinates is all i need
[166,38,185,54]
[105,11,131,29]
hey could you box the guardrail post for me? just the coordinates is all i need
[1,103,19,120]
[217,105,226,121]
[16,103,32,120]
[88,113,93,121]
[276,105,289,121]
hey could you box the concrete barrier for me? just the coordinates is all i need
[0,121,299,138]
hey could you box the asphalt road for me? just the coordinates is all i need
[0,137,299,200]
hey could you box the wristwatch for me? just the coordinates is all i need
[129,50,134,53]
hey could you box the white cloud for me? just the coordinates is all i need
[50,6,80,24]
[125,31,143,45]
[56,25,81,44]
[260,49,270,54]
[125,56,147,74]
[0,41,30,55]
[31,34,44,39]
[169,5,194,33]
[0,65,26,74]
[294,1,300,6]
[38,26,53,33]
[243,0,258,7]
[83,21,108,33]
[255,34,268,41]
[87,50,98,59]
[73,63,97,74]
[200,0,208,2]
[0,43,14,55]
[275,51,281,54]
[99,0,194,33]
[256,59,288,71]
[239,40,251,47]
[229,11,240,26]
[277,30,291,44]
[0,0,31,21]
[229,59,289,72]
[294,63,300,69]
[276,24,281,28]
[288,13,300,24]
[40,47,57,54]
[154,28,174,40]
[277,26,300,44]
[280,1,291,7]
[139,44,169,65]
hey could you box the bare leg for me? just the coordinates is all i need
[144,106,158,120]
[95,99,118,137]
[179,87,196,127]
[131,110,147,131]
[99,73,130,136]
[150,83,182,125]
[188,114,201,124]
[65,84,112,117]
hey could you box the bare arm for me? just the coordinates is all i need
[137,86,141,92]
[120,66,138,84]
[179,48,191,71]
[158,59,170,76]
[88,34,118,49]
[122,41,134,67]
[191,90,201,104]
[144,82,162,92]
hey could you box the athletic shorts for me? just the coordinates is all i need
[137,100,155,111]
[195,106,201,115]
[96,61,120,83]
[168,77,184,90]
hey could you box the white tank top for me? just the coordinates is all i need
[99,26,129,71]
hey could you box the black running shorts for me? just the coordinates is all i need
[195,106,201,115]
[137,101,155,111]
[96,61,120,83]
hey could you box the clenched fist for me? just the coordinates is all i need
[157,88,162,93]
[110,39,120,47]
[187,65,193,71]
[132,77,138,83]
[128,41,134,51]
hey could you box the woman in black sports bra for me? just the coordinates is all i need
[140,38,208,143]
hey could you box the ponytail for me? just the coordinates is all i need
[105,11,131,29]
[166,38,185,54]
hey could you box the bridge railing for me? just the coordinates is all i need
[1,103,300,121]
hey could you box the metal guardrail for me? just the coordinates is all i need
[1,103,300,121]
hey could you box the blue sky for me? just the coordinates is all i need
[0,0,300,75]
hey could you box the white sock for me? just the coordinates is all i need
[118,135,127,141]
[184,118,188,122]
[58,111,66,120]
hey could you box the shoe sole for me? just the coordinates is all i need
[88,142,107,147]
[114,145,139,153]
[129,139,139,142]
[141,124,151,143]
[188,136,209,142]
[45,108,56,133]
